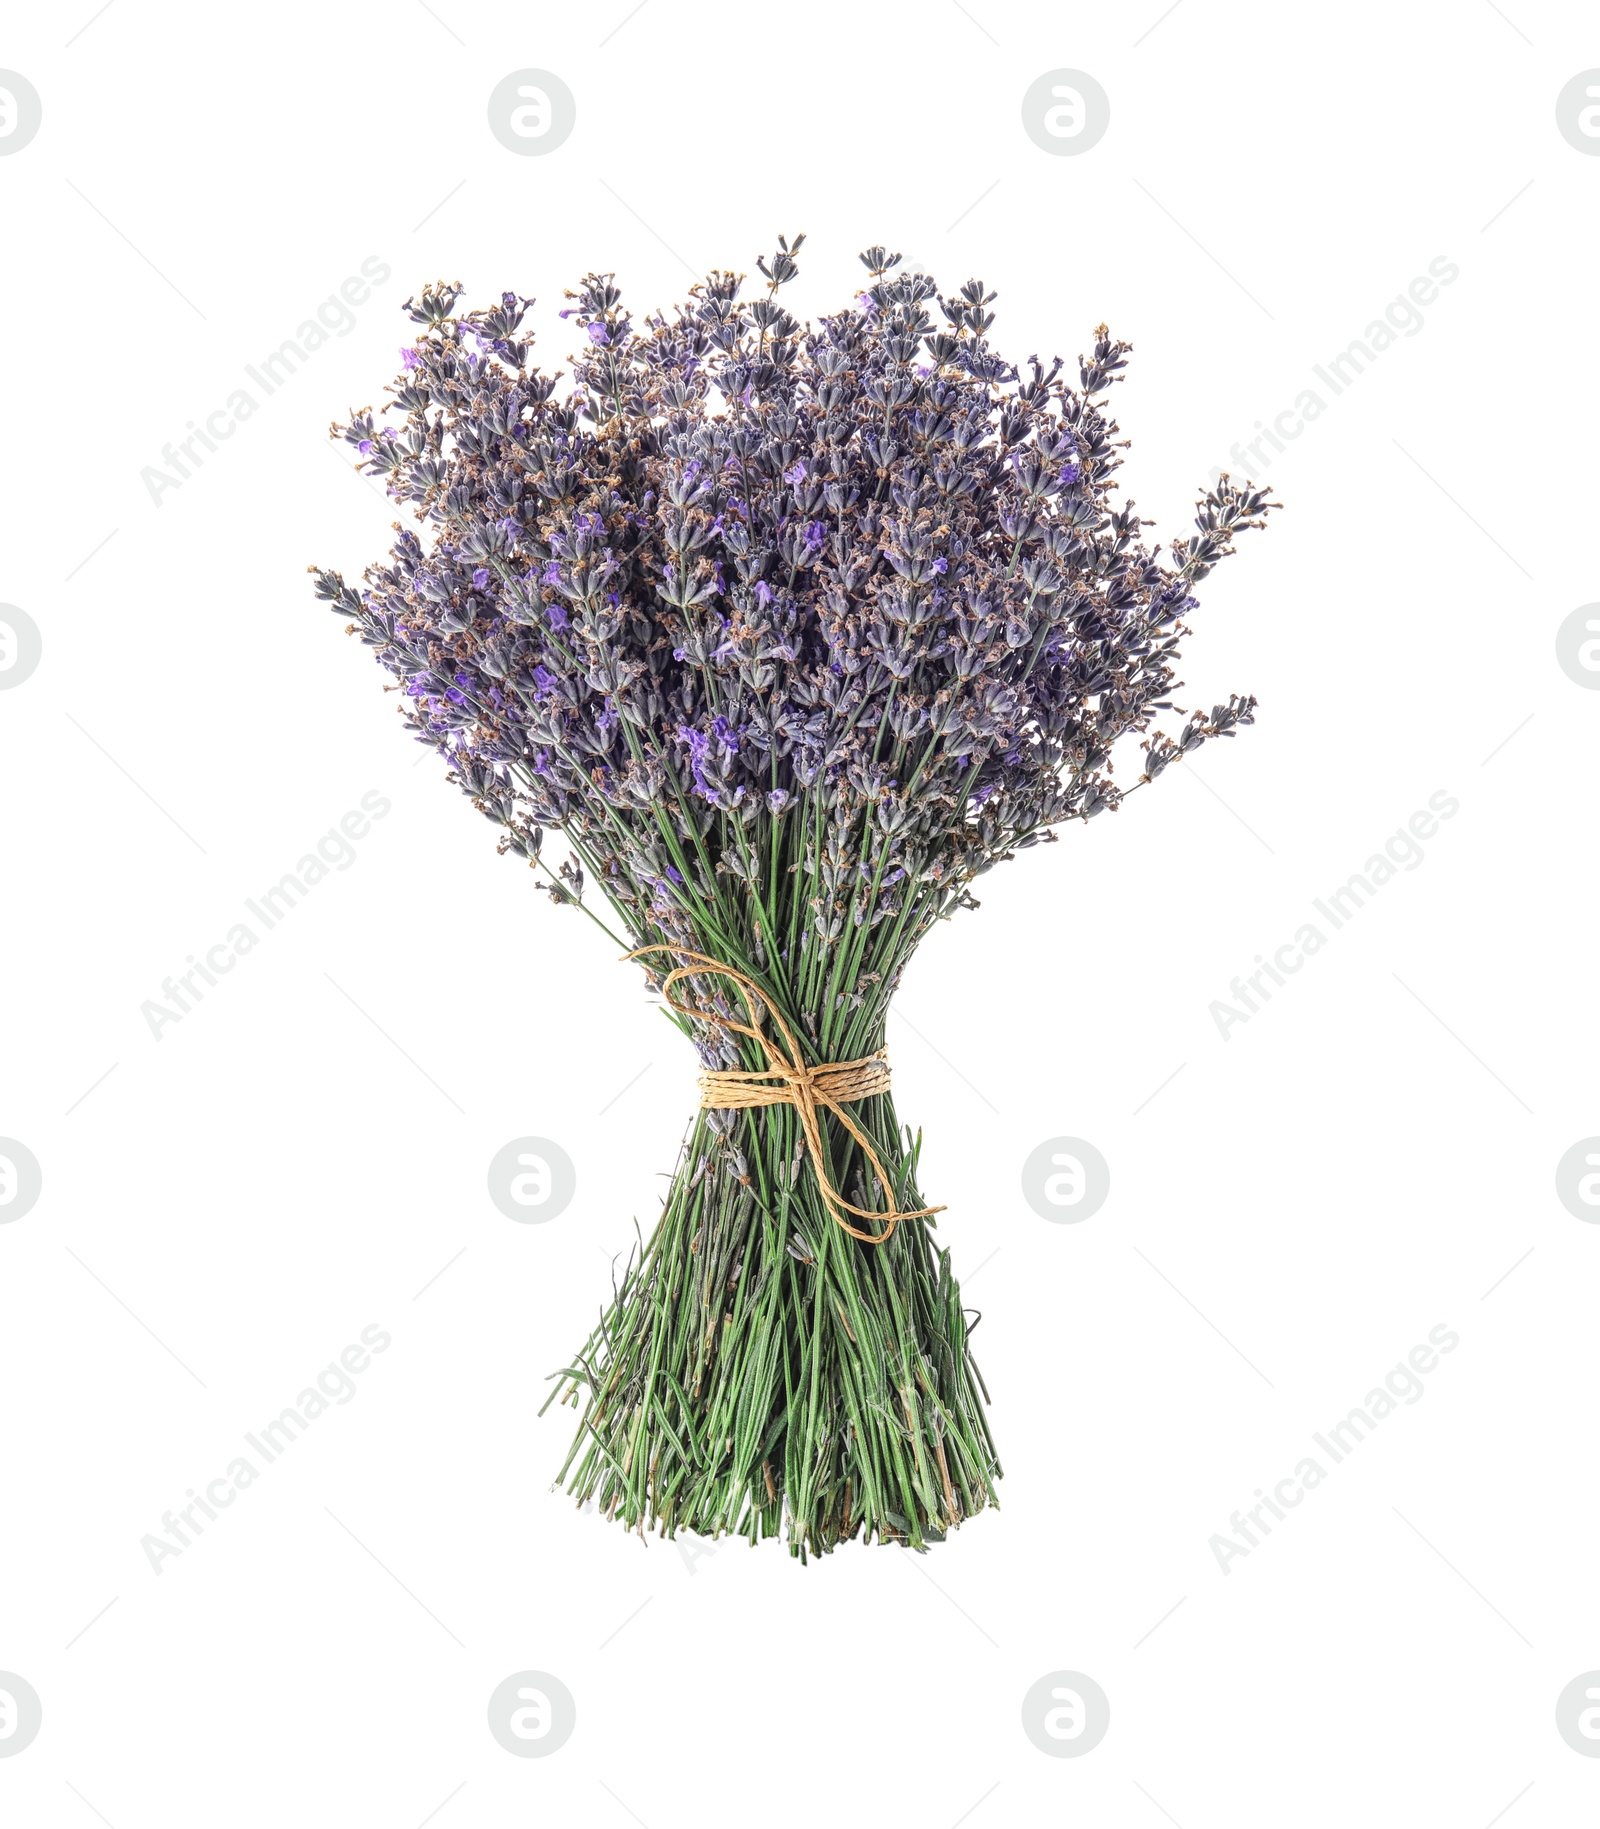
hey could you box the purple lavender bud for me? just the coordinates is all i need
[316,248,1272,1069]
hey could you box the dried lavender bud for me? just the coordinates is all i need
[313,237,1274,1561]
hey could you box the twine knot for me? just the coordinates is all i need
[625,947,943,1245]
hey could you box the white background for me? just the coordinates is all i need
[2,1,1597,1823]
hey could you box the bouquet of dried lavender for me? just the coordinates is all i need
[312,238,1273,1560]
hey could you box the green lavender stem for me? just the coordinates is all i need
[543,1054,1000,1561]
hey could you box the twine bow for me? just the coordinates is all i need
[625,946,944,1245]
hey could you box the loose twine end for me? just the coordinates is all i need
[623,946,943,1244]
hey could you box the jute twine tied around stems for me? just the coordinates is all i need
[625,946,945,1245]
